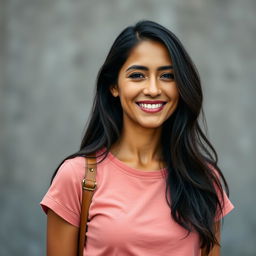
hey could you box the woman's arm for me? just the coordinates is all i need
[47,209,79,256]
[201,220,221,256]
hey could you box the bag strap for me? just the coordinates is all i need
[78,153,97,256]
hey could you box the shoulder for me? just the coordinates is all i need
[64,155,86,169]
[63,156,86,173]
[205,161,235,220]
[54,156,86,185]
[205,161,219,175]
[40,156,87,226]
[54,148,108,185]
[205,161,223,185]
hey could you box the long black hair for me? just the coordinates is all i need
[51,20,229,253]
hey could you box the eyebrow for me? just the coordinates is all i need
[126,65,173,72]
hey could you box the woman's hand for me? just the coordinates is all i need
[46,209,79,256]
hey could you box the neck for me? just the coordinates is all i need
[110,124,164,167]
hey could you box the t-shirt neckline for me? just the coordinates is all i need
[101,147,168,179]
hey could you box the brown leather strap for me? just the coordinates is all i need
[78,153,97,256]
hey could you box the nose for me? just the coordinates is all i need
[143,77,161,97]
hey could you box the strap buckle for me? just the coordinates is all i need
[82,178,97,191]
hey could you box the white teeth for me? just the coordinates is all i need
[138,103,164,109]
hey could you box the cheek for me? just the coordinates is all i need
[165,85,180,110]
[119,84,140,101]
[165,83,180,98]
[172,91,180,107]
[173,90,180,102]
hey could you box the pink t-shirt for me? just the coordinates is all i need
[40,148,234,256]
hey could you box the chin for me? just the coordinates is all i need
[139,122,163,129]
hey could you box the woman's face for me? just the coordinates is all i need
[110,40,180,130]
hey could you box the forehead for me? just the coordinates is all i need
[123,40,172,68]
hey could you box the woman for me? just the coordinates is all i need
[41,20,234,256]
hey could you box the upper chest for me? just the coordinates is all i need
[86,162,199,245]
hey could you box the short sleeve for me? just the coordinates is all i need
[40,159,84,227]
[214,188,234,221]
[208,164,235,221]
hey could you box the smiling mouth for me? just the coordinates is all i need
[135,102,167,113]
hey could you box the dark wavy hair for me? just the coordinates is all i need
[51,20,229,254]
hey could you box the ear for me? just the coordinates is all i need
[110,85,119,97]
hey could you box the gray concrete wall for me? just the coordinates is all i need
[1,0,255,255]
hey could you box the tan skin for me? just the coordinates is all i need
[47,209,79,255]
[47,40,221,255]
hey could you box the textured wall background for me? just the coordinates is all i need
[1,0,255,255]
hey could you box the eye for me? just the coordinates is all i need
[128,73,145,79]
[161,73,174,80]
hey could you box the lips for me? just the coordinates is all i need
[136,100,167,104]
[136,101,166,108]
[135,101,167,113]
